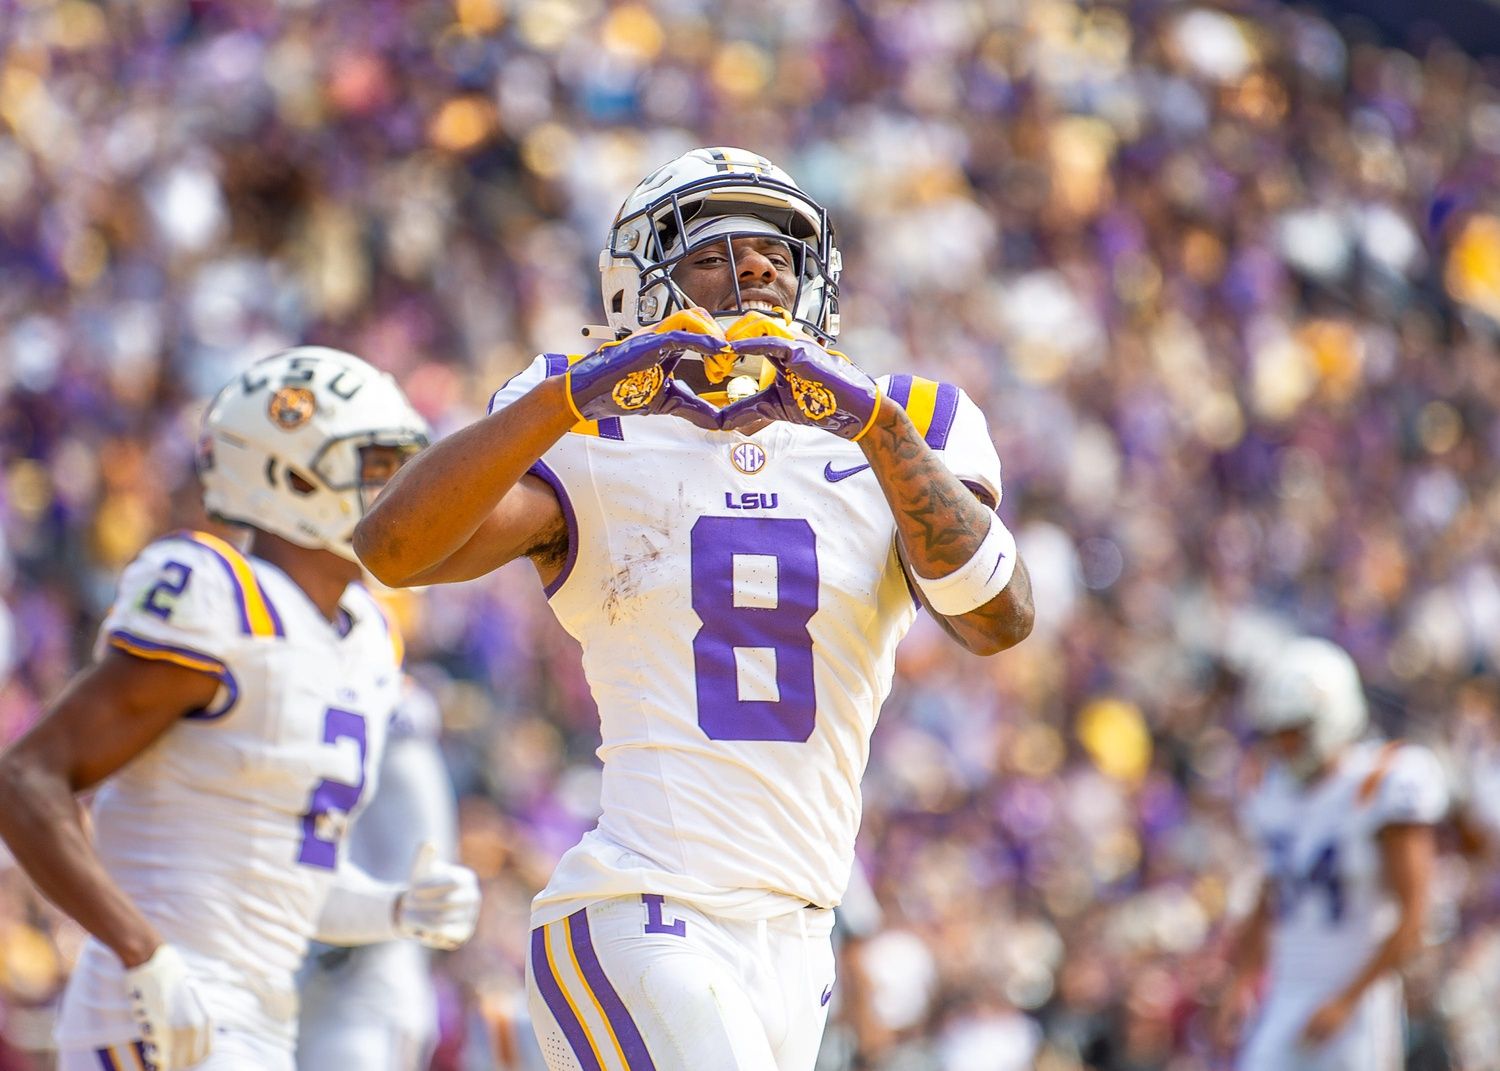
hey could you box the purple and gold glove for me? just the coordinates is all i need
[566,310,726,429]
[719,336,883,440]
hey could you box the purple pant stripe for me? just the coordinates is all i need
[568,909,657,1070]
[925,382,960,449]
[530,925,604,1071]
[885,373,913,410]
[95,1049,118,1071]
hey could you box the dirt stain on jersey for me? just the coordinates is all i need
[601,532,668,624]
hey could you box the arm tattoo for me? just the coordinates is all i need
[865,407,1034,653]
[865,415,992,572]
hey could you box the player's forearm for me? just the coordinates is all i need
[1333,913,1423,1007]
[356,377,576,585]
[860,401,1033,654]
[1228,897,1270,987]
[0,756,160,967]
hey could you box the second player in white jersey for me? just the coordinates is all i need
[0,348,478,1071]
[1224,638,1447,1071]
[58,532,403,1055]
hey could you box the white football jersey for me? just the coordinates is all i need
[490,356,1004,923]
[56,531,402,1047]
[1242,740,1446,1015]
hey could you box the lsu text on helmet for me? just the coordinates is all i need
[198,347,430,562]
[600,146,842,343]
[1248,636,1370,778]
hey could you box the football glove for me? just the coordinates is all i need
[395,842,480,952]
[565,310,726,428]
[720,335,882,440]
[124,944,213,1071]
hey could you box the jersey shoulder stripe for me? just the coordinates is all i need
[168,531,284,638]
[1358,740,1404,805]
[105,629,239,720]
[881,374,961,449]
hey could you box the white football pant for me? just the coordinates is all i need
[527,895,835,1071]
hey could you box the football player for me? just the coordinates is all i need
[0,348,480,1071]
[1222,637,1447,1071]
[356,146,1035,1070]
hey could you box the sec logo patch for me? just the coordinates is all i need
[730,442,766,474]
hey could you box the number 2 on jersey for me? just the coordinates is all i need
[689,516,818,742]
[142,561,193,619]
[297,707,368,869]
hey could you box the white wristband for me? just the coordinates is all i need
[314,866,402,946]
[912,513,1017,617]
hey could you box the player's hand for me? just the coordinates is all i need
[719,335,881,440]
[124,944,213,1070]
[1210,977,1255,1053]
[395,842,481,951]
[1300,991,1356,1046]
[566,310,726,428]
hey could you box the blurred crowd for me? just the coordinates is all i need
[5,0,1500,1068]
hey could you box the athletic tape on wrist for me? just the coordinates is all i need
[913,514,1017,617]
[316,873,402,946]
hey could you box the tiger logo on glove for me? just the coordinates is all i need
[784,369,838,421]
[611,366,665,410]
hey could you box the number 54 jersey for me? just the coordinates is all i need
[56,531,401,1048]
[491,358,1005,924]
[1239,739,1447,1070]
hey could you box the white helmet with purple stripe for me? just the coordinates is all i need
[600,146,842,342]
[197,347,429,562]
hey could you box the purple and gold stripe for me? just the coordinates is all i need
[171,531,283,638]
[885,376,960,449]
[108,630,239,720]
[94,1041,150,1071]
[531,924,604,1071]
[567,911,656,1069]
[530,910,657,1071]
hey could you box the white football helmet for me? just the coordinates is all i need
[1248,637,1369,778]
[600,146,842,342]
[197,347,429,562]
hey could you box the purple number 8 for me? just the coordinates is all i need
[297,707,368,870]
[690,516,818,742]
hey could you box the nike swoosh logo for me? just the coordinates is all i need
[821,983,834,1006]
[823,462,870,483]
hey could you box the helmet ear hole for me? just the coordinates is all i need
[611,290,625,314]
[286,469,318,496]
